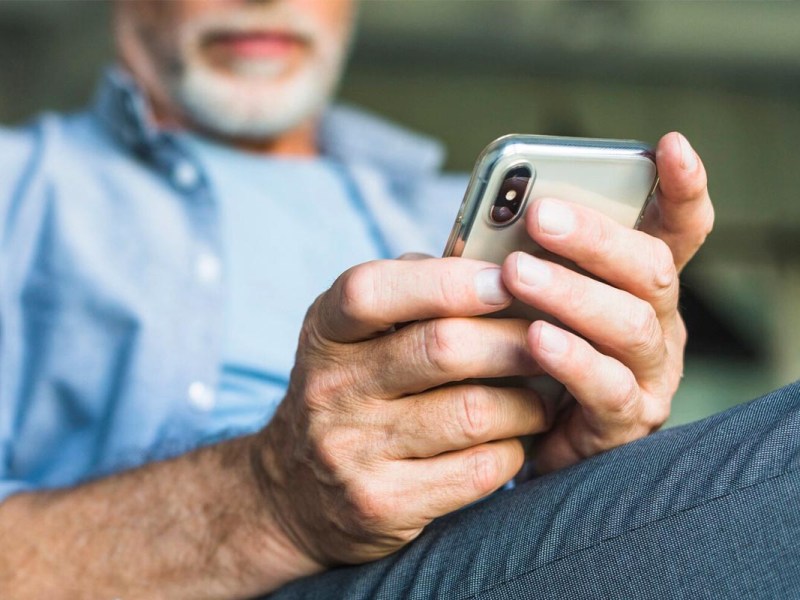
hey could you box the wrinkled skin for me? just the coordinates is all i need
[253,133,713,566]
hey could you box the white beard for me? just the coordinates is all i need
[167,7,349,140]
[173,54,340,140]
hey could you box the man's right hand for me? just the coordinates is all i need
[251,257,550,568]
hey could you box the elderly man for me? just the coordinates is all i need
[1,1,798,598]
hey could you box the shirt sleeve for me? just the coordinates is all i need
[0,476,32,503]
[0,125,40,503]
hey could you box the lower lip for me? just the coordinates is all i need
[208,34,301,59]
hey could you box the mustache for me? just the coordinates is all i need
[180,6,320,48]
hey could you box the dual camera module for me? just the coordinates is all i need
[489,165,532,225]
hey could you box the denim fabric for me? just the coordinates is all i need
[269,380,800,599]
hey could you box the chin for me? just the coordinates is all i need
[171,54,341,141]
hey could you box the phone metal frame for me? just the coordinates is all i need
[443,134,658,258]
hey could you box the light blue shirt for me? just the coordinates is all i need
[0,68,466,501]
[181,134,391,429]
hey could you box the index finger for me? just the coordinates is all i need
[311,258,512,343]
[638,131,715,272]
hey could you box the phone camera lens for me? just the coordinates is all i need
[490,166,531,225]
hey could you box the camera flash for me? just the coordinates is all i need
[505,190,517,201]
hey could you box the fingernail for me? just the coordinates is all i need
[538,324,568,355]
[475,268,511,305]
[516,253,551,287]
[538,199,575,236]
[677,133,698,172]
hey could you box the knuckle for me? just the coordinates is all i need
[394,527,424,546]
[608,370,641,423]
[646,398,671,430]
[470,450,500,496]
[674,314,688,349]
[300,294,332,350]
[454,387,491,443]
[625,303,662,357]
[650,239,678,294]
[687,203,715,251]
[699,203,715,241]
[338,262,381,324]
[563,278,589,311]
[348,481,390,524]
[312,429,349,473]
[433,265,465,309]
[587,218,615,260]
[420,319,461,375]
[301,363,360,413]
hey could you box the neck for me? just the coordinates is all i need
[184,118,320,157]
[138,80,320,158]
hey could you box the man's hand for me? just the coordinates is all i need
[251,132,713,568]
[251,258,552,567]
[501,132,713,473]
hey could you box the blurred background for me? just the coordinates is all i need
[1,0,798,426]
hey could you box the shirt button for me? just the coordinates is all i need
[195,252,221,284]
[187,381,216,411]
[172,161,200,190]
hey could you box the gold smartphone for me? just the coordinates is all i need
[444,134,659,322]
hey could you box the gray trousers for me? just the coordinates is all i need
[269,381,800,599]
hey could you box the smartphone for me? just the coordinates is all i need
[444,134,658,322]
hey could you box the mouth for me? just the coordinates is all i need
[203,30,308,60]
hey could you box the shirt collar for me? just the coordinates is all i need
[91,67,446,182]
[93,67,165,156]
